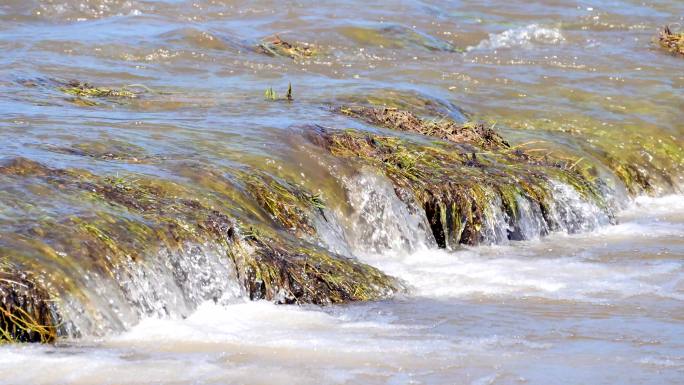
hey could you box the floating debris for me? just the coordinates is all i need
[658,25,684,56]
[257,35,317,60]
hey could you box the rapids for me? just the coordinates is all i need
[0,0,683,384]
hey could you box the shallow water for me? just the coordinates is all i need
[0,196,682,384]
[1,0,683,384]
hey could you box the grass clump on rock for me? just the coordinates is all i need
[339,106,509,150]
[59,80,138,99]
[309,107,613,247]
[241,172,322,237]
[658,25,684,56]
[233,236,399,304]
[0,267,59,343]
[257,35,318,60]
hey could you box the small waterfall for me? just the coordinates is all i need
[57,241,242,338]
[340,170,436,255]
[326,175,615,255]
[480,191,511,245]
[509,195,549,241]
[546,181,612,234]
[53,172,617,338]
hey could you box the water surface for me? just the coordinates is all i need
[1,0,683,384]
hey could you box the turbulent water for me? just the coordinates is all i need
[1,0,683,384]
[1,197,683,384]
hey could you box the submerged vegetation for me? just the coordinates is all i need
[59,80,138,99]
[18,78,150,107]
[339,106,509,150]
[340,25,461,52]
[257,35,318,60]
[0,157,398,342]
[658,25,684,56]
[307,117,611,248]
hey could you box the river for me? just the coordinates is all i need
[0,1,682,384]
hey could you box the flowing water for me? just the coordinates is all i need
[1,0,683,384]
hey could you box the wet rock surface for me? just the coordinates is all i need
[0,157,398,342]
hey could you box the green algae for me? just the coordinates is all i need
[658,25,684,56]
[308,121,612,247]
[0,157,398,342]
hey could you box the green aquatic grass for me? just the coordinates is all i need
[0,157,399,343]
[311,119,613,247]
[0,269,58,344]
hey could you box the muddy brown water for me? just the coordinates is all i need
[0,0,683,384]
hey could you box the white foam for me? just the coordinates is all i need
[623,194,684,216]
[360,240,683,302]
[469,24,565,50]
[341,170,435,255]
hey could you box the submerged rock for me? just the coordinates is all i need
[307,112,613,247]
[257,35,318,60]
[339,105,509,150]
[339,25,460,52]
[0,157,399,342]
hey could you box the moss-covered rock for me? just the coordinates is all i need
[0,267,59,343]
[233,236,399,305]
[0,156,399,342]
[500,116,684,196]
[307,120,612,247]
